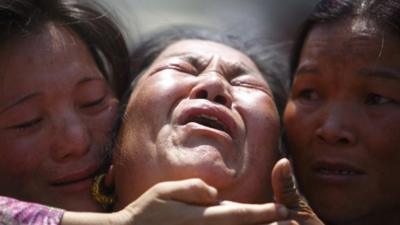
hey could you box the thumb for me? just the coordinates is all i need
[272,158,308,211]
[150,178,219,206]
[272,159,324,224]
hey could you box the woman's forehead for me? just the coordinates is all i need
[157,39,258,69]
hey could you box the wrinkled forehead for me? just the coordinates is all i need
[156,39,260,72]
[305,17,395,57]
[129,39,265,90]
[310,17,381,42]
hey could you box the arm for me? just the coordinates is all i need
[0,196,64,225]
[63,178,290,225]
[1,177,291,225]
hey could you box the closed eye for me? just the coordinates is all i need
[232,80,271,94]
[163,64,198,75]
[8,118,42,131]
[231,75,272,94]
[81,96,106,108]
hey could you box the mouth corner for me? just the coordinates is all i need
[51,165,99,187]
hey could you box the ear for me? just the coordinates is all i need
[104,164,115,190]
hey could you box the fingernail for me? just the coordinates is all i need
[208,186,218,200]
[210,186,218,195]
[277,205,289,218]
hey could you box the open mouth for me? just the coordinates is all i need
[185,114,228,134]
[316,168,360,176]
[176,103,237,139]
[312,161,365,177]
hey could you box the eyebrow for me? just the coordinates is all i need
[77,76,104,85]
[164,52,203,61]
[169,52,252,73]
[294,64,321,77]
[358,67,400,81]
[0,77,102,115]
[166,53,210,67]
[220,61,252,77]
[0,93,42,115]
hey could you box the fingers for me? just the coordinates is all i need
[126,200,289,225]
[272,158,303,210]
[272,159,325,225]
[149,178,218,206]
[125,178,293,225]
[202,202,289,225]
[265,220,299,225]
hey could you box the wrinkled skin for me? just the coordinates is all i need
[284,18,400,225]
[114,40,280,209]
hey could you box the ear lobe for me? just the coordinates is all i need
[104,164,115,189]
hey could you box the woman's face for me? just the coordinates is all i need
[114,40,280,208]
[0,24,118,211]
[284,18,400,224]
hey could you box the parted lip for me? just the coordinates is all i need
[311,160,365,176]
[50,164,99,186]
[176,103,237,138]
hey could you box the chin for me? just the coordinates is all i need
[311,196,369,225]
[179,162,237,188]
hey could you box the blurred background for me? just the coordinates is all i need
[98,0,319,48]
[95,0,320,88]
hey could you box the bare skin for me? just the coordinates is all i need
[62,159,325,225]
[284,18,400,225]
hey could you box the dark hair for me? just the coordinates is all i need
[0,0,130,98]
[290,0,400,82]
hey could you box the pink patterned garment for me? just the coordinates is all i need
[0,196,64,225]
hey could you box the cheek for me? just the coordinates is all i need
[283,102,311,149]
[138,74,191,107]
[365,118,400,161]
[85,100,118,143]
[130,75,192,129]
[237,93,281,155]
[0,136,46,179]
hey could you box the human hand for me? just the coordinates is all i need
[116,178,291,225]
[272,158,325,225]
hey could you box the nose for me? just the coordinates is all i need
[189,73,232,107]
[50,114,91,162]
[315,106,357,146]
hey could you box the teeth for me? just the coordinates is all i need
[319,169,356,175]
[199,114,218,121]
[188,114,227,133]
